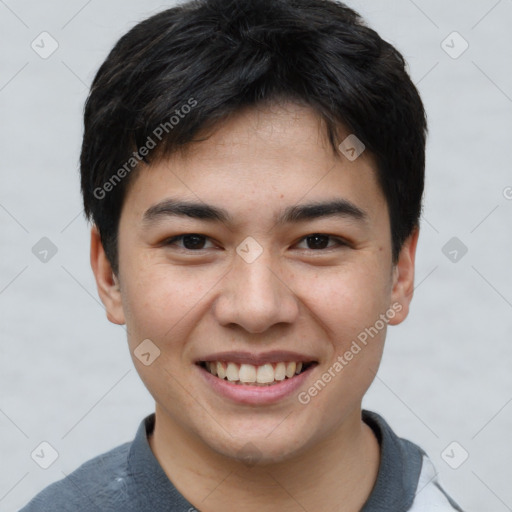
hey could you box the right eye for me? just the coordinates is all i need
[162,234,216,251]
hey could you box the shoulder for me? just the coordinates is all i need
[409,455,465,512]
[361,410,464,512]
[20,441,132,512]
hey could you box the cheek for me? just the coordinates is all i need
[300,265,390,404]
[121,263,216,348]
[119,265,213,406]
[297,262,392,341]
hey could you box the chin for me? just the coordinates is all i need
[204,427,313,467]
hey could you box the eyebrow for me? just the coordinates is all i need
[142,198,369,227]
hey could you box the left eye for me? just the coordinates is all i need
[295,234,346,250]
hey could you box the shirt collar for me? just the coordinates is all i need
[127,413,196,509]
[361,409,424,511]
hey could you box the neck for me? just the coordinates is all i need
[148,404,380,511]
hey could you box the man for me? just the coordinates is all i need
[21,0,463,510]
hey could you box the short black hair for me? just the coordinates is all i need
[81,0,427,275]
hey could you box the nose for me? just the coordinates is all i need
[212,250,300,334]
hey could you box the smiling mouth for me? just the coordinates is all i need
[198,361,317,386]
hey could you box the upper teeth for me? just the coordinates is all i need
[206,361,304,385]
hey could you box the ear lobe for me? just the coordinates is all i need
[388,227,420,326]
[90,226,126,325]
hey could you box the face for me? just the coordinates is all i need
[92,102,418,463]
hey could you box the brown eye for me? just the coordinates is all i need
[296,234,347,250]
[164,234,213,250]
[306,234,330,249]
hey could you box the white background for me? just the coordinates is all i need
[1,1,511,510]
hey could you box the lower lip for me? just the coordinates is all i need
[197,364,316,405]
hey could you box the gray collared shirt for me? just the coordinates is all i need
[20,410,463,511]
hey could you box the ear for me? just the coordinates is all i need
[90,225,126,325]
[388,227,420,326]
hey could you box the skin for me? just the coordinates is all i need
[91,101,419,511]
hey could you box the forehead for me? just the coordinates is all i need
[176,101,347,166]
[121,102,388,228]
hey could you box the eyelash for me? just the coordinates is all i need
[162,233,349,252]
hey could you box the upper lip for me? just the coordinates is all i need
[196,351,318,366]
